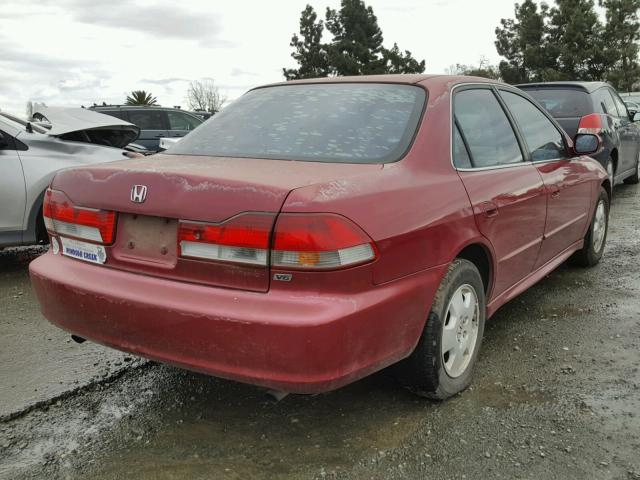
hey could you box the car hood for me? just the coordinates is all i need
[32,107,140,148]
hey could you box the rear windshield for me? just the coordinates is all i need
[167,83,426,163]
[518,87,591,118]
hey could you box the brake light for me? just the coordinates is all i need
[272,213,377,269]
[578,113,603,134]
[178,213,273,266]
[43,189,116,244]
[177,212,377,270]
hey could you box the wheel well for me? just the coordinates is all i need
[457,244,491,294]
[610,149,618,173]
[35,206,47,243]
[601,179,612,201]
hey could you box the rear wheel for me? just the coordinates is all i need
[571,187,609,267]
[624,151,640,185]
[395,259,486,400]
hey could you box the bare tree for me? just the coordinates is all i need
[186,79,226,114]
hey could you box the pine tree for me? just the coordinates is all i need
[283,0,425,79]
[283,5,329,80]
[600,0,640,92]
[495,0,551,84]
[547,0,607,80]
[325,0,387,75]
[382,43,426,74]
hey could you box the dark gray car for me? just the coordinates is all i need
[90,106,203,151]
[517,81,640,186]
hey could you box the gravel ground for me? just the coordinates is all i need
[0,183,638,480]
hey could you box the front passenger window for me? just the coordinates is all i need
[454,89,523,168]
[167,111,202,131]
[611,91,629,119]
[500,91,566,161]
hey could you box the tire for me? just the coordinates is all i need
[571,186,609,267]
[395,259,486,400]
[624,151,640,185]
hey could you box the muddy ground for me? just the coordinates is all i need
[1,184,639,480]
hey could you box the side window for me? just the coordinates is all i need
[0,130,12,150]
[453,124,472,168]
[454,89,523,168]
[102,110,129,122]
[610,90,629,119]
[500,91,566,161]
[127,110,166,130]
[595,88,617,116]
[167,111,202,131]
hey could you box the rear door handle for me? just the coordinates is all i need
[479,201,499,218]
[549,185,560,198]
[155,134,166,138]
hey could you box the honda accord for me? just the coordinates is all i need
[30,75,610,399]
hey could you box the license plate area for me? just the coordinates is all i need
[60,237,107,264]
[112,214,178,268]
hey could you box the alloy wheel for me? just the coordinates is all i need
[592,199,607,253]
[441,284,480,378]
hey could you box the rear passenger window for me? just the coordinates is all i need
[595,88,617,116]
[453,124,472,168]
[500,91,566,161]
[128,110,165,130]
[102,110,129,122]
[454,89,523,168]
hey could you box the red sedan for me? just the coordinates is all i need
[30,75,610,399]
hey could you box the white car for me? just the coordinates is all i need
[0,107,139,247]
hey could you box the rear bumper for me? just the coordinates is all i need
[29,252,445,393]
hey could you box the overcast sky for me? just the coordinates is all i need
[1,0,524,116]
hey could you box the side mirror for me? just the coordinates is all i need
[0,131,8,148]
[634,112,640,122]
[574,133,600,155]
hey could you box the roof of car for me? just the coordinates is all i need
[263,74,500,89]
[89,105,191,112]
[516,81,611,93]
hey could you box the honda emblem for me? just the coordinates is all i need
[130,185,148,203]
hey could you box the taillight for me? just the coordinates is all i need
[178,213,273,266]
[177,212,377,270]
[578,113,603,134]
[43,189,116,244]
[272,213,377,269]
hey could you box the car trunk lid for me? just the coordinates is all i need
[50,154,381,292]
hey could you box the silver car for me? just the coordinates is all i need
[0,108,139,247]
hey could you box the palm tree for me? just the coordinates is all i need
[125,90,158,106]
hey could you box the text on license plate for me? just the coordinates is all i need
[60,238,107,264]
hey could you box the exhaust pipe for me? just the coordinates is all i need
[265,389,289,402]
[71,335,86,344]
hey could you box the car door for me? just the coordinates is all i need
[0,129,27,240]
[166,110,203,139]
[453,86,547,297]
[127,109,169,151]
[610,88,640,176]
[497,88,592,269]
